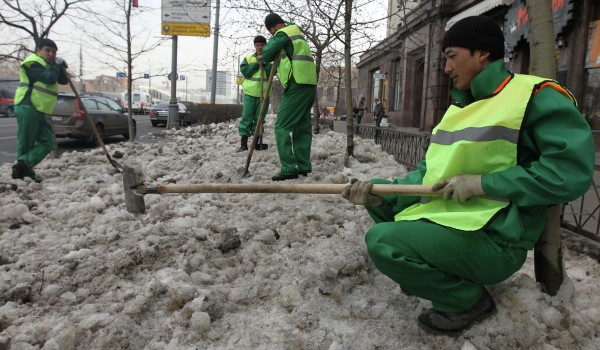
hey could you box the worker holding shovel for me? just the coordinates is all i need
[237,35,272,152]
[12,38,68,181]
[260,13,317,181]
[342,16,594,335]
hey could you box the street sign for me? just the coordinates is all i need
[116,72,126,78]
[180,75,186,81]
[373,73,386,80]
[161,0,211,37]
[144,73,150,79]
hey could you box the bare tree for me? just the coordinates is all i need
[527,0,563,296]
[0,0,89,62]
[79,0,168,142]
[221,0,388,132]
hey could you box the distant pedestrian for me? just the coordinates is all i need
[12,38,68,181]
[355,96,366,124]
[373,98,384,127]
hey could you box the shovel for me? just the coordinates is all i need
[239,52,281,178]
[62,66,123,173]
[255,63,268,152]
[123,160,438,213]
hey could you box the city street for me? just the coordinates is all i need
[0,114,158,165]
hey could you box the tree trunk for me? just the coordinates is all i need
[527,0,563,296]
[126,0,135,142]
[344,0,354,164]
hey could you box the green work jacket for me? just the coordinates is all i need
[14,54,60,114]
[262,23,317,89]
[241,53,271,98]
[377,59,595,249]
[396,74,578,231]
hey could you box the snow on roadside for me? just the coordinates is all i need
[1,116,599,349]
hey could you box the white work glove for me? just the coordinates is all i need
[55,57,68,68]
[431,174,484,202]
[341,179,383,206]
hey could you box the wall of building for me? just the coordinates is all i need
[358,0,594,135]
[358,0,448,130]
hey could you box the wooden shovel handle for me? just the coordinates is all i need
[137,183,438,196]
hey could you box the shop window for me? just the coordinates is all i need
[371,70,381,110]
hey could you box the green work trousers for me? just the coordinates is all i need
[239,94,268,137]
[15,104,55,178]
[364,181,527,313]
[275,84,316,175]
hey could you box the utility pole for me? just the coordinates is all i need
[167,35,178,129]
[210,0,220,104]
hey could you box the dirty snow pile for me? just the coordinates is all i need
[1,115,599,350]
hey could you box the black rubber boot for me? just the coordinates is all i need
[417,289,496,336]
[271,173,299,181]
[237,136,248,152]
[11,161,27,180]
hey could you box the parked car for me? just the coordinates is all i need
[0,78,19,118]
[149,102,190,127]
[50,93,135,145]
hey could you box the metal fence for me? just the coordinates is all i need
[319,119,600,242]
[562,166,600,241]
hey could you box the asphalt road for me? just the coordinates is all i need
[0,114,160,166]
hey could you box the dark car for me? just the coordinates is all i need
[50,93,135,145]
[0,78,19,118]
[149,102,190,127]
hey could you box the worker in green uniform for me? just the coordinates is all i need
[342,16,594,335]
[237,35,272,152]
[12,38,68,181]
[260,13,317,181]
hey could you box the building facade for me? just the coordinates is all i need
[205,70,232,97]
[357,0,600,132]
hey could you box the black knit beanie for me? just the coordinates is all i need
[264,13,285,30]
[37,38,58,50]
[442,16,504,59]
[254,35,267,44]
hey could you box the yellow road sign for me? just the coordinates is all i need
[161,22,210,37]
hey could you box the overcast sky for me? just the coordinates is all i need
[54,0,253,91]
[1,0,387,93]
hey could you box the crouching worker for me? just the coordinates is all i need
[12,38,68,181]
[342,16,594,335]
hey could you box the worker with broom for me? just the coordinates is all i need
[237,35,272,152]
[12,38,68,181]
[342,16,594,335]
[259,13,317,181]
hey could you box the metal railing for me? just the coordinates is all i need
[562,167,600,241]
[319,119,600,242]
[354,125,429,169]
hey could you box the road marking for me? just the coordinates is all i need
[0,136,16,140]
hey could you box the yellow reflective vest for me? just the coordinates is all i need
[275,24,317,89]
[14,54,59,115]
[242,54,270,98]
[395,74,576,231]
